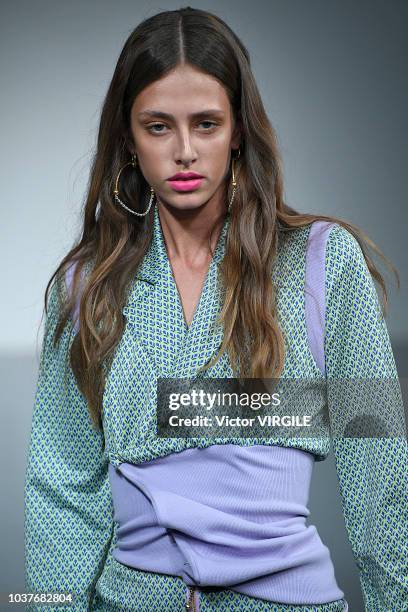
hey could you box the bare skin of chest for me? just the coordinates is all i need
[169,257,212,328]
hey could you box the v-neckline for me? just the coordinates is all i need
[155,206,230,337]
[169,257,210,332]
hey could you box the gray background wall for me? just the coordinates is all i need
[1,1,407,610]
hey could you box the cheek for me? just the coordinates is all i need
[206,142,232,174]
[136,144,165,175]
[207,127,232,148]
[208,133,234,168]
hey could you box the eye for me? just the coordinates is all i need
[199,121,218,130]
[146,121,218,134]
[147,123,167,134]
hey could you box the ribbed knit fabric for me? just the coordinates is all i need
[109,444,344,604]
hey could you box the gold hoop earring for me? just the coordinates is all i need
[113,154,155,217]
[228,147,241,213]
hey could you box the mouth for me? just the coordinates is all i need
[167,177,204,192]
[167,172,204,181]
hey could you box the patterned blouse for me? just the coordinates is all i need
[24,203,407,611]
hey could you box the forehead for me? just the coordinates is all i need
[131,65,231,116]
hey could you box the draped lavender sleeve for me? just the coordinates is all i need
[23,271,114,611]
[324,225,408,611]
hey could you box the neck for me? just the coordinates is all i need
[156,194,227,266]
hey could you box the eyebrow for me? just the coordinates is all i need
[137,109,225,119]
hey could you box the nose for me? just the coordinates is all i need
[175,129,197,166]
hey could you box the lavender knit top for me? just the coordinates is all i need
[109,444,344,605]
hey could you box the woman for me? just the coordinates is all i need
[24,7,407,612]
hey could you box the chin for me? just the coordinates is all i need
[159,195,209,211]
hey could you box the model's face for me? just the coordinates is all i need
[129,64,241,212]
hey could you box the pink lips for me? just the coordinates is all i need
[167,178,204,192]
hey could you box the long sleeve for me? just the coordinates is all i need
[324,225,408,611]
[24,275,114,611]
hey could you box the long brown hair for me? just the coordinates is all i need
[43,6,399,430]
